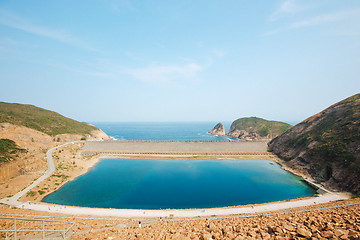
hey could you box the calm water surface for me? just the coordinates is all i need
[43,159,316,209]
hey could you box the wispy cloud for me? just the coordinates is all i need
[265,8,360,36]
[291,9,360,28]
[42,57,206,87]
[269,0,307,21]
[124,63,204,86]
[0,10,98,52]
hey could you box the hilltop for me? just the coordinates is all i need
[0,102,98,136]
[269,93,360,195]
[228,117,291,141]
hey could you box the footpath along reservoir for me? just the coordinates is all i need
[42,159,316,209]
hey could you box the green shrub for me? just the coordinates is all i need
[38,190,45,195]
[26,191,36,197]
[0,139,26,163]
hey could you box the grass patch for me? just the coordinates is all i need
[230,117,291,137]
[26,191,36,197]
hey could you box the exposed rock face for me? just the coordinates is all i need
[227,129,261,141]
[53,129,110,142]
[228,117,291,141]
[269,93,360,195]
[208,123,226,136]
[90,129,110,140]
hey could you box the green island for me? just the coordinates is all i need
[228,117,291,139]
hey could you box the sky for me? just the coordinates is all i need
[0,0,359,124]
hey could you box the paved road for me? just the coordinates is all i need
[0,141,79,206]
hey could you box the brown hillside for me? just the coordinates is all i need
[269,93,360,195]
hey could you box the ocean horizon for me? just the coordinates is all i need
[91,122,239,141]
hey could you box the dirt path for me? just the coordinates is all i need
[0,141,79,206]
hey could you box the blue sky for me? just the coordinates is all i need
[0,0,359,123]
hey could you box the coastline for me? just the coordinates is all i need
[1,140,351,218]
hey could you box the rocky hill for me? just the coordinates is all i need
[228,117,291,141]
[268,93,360,195]
[208,123,226,136]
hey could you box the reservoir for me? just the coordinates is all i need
[42,159,316,209]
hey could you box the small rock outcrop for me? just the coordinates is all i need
[208,123,226,136]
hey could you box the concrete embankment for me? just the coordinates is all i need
[81,140,270,156]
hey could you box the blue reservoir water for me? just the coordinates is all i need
[91,122,238,141]
[43,159,316,209]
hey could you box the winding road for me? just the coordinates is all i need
[0,141,79,206]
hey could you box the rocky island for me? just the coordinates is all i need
[227,117,291,141]
[269,93,360,195]
[208,122,226,136]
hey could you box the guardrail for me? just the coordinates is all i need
[0,216,75,239]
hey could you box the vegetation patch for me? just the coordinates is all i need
[230,117,291,137]
[26,190,36,197]
[0,138,27,163]
[38,190,46,195]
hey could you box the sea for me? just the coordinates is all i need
[91,122,238,141]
